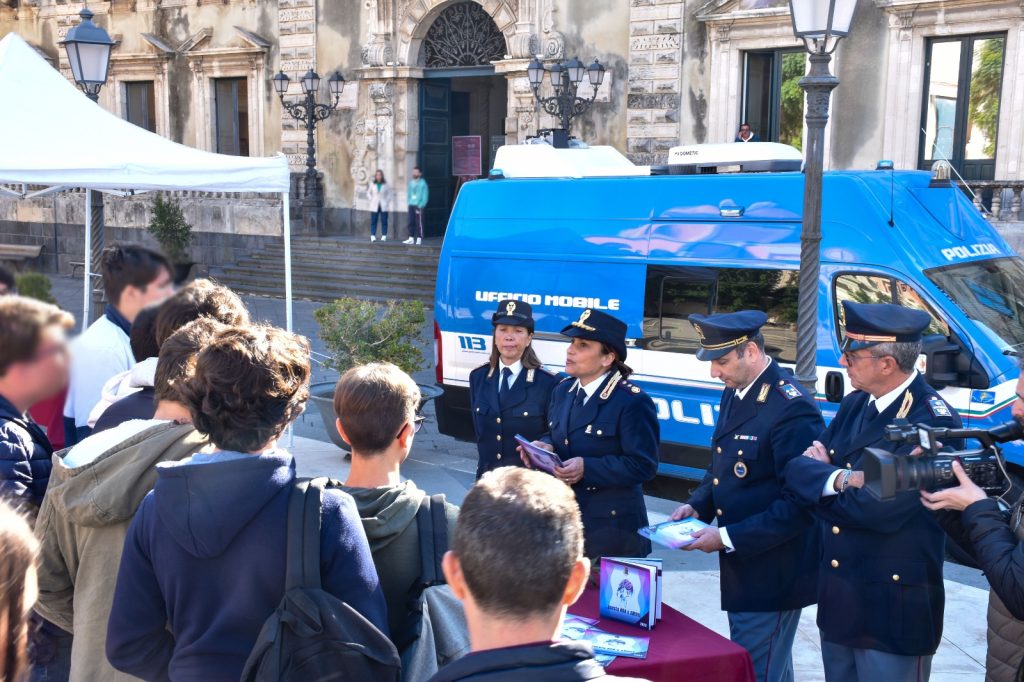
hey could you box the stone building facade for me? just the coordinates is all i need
[1,0,1022,265]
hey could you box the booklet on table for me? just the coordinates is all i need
[638,517,711,549]
[599,557,663,629]
[514,434,563,474]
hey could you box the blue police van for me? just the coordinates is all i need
[432,142,1024,483]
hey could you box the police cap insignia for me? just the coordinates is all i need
[506,301,516,315]
[693,323,705,340]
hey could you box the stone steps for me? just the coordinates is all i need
[213,236,440,303]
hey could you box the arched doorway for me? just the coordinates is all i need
[418,1,508,235]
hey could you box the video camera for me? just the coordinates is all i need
[862,419,1023,500]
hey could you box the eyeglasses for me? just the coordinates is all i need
[396,415,426,439]
[842,351,886,364]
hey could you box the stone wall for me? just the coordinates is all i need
[625,0,683,164]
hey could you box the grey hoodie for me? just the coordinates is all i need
[33,421,207,682]
[340,480,460,637]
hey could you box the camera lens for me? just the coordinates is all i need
[892,456,953,492]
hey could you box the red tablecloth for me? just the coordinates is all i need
[571,585,755,682]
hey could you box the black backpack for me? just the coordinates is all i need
[393,494,449,655]
[240,478,402,682]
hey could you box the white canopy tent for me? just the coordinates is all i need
[0,32,296,330]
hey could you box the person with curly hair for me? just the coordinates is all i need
[0,501,39,682]
[105,324,387,681]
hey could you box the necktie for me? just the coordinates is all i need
[856,400,879,434]
[499,367,512,402]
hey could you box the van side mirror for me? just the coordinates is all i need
[923,341,960,389]
[825,371,845,403]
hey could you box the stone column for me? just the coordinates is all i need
[626,0,684,164]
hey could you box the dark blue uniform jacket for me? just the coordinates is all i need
[784,373,961,656]
[543,371,660,559]
[688,360,824,612]
[469,363,558,478]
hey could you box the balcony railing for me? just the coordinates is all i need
[956,180,1024,222]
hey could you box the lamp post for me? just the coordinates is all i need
[526,56,605,148]
[788,0,856,392]
[274,68,344,234]
[61,7,114,323]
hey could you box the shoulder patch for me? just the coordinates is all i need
[927,396,952,418]
[776,382,803,400]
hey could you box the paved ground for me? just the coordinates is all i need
[49,273,992,681]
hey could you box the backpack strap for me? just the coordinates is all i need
[427,494,447,585]
[285,477,329,591]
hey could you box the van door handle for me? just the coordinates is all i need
[824,371,845,404]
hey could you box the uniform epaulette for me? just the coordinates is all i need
[775,380,803,401]
[558,375,574,385]
[617,377,643,395]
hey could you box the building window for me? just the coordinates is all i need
[643,266,799,361]
[741,49,805,149]
[213,77,249,156]
[919,34,1005,182]
[123,81,156,133]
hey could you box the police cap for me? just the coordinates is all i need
[560,309,628,362]
[841,301,931,352]
[688,310,768,361]
[492,299,534,333]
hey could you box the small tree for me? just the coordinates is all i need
[314,297,427,375]
[147,195,193,264]
[15,272,56,304]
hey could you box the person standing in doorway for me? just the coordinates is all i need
[368,169,393,243]
[735,123,760,142]
[404,166,429,245]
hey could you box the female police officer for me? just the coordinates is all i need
[469,300,558,479]
[525,308,660,558]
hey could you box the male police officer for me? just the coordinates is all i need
[671,311,824,682]
[784,301,962,682]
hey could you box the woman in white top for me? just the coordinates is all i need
[367,169,393,242]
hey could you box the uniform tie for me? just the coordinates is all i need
[499,367,513,401]
[856,400,879,434]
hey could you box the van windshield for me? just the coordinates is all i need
[926,257,1024,354]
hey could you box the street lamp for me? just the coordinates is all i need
[526,56,605,148]
[788,0,856,392]
[60,7,115,103]
[61,6,114,324]
[274,68,344,233]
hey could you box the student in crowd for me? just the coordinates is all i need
[0,296,74,515]
[0,501,40,682]
[368,169,393,242]
[86,302,161,432]
[335,362,460,638]
[403,166,428,245]
[428,468,645,682]
[106,324,386,681]
[0,265,16,295]
[34,318,217,682]
[63,244,173,445]
[92,280,249,433]
[469,300,558,479]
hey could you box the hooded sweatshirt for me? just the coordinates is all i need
[34,420,207,682]
[339,480,460,637]
[106,450,387,682]
[426,641,648,682]
[87,358,157,429]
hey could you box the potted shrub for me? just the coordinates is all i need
[311,297,442,449]
[147,194,194,284]
[14,272,57,304]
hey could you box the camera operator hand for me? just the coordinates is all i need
[920,459,988,512]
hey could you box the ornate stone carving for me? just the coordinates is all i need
[422,2,506,67]
[541,0,564,59]
[369,81,395,116]
[361,33,394,66]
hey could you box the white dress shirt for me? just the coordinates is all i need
[572,371,611,405]
[498,359,523,390]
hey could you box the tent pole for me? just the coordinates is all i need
[283,190,294,448]
[82,190,91,332]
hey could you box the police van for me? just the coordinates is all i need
[432,141,1024,483]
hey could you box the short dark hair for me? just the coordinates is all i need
[739,122,751,128]
[0,266,15,294]
[333,363,420,455]
[413,165,421,172]
[129,303,162,362]
[154,279,249,347]
[153,318,225,404]
[0,296,74,376]
[179,324,310,452]
[100,244,172,305]
[453,468,584,620]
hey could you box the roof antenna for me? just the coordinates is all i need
[876,160,895,227]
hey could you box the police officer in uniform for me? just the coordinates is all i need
[784,301,963,682]
[670,311,824,682]
[470,300,558,478]
[523,309,660,558]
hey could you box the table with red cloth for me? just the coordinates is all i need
[570,585,755,682]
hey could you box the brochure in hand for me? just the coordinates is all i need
[514,434,563,474]
[638,517,711,549]
[599,557,662,630]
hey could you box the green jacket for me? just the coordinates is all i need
[408,178,429,209]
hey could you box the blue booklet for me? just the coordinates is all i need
[599,557,659,630]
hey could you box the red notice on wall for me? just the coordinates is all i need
[452,135,482,177]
